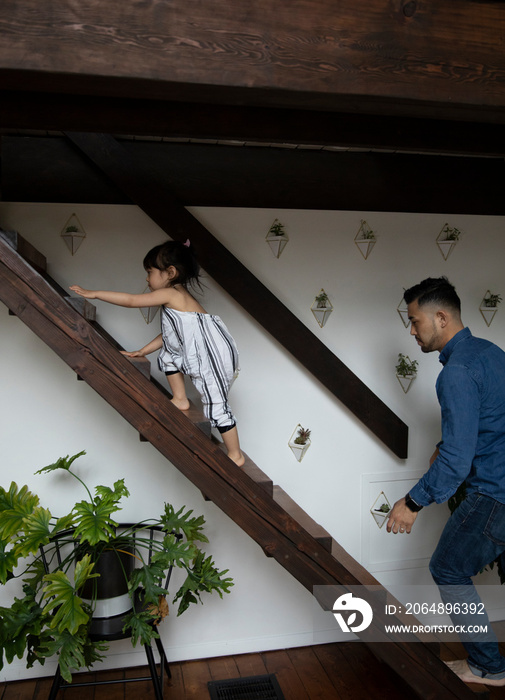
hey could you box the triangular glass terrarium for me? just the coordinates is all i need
[370,491,391,529]
[60,213,86,255]
[139,286,160,324]
[288,424,311,462]
[265,218,289,258]
[479,290,501,327]
[354,219,376,259]
[311,289,333,328]
[397,296,410,328]
[436,223,461,261]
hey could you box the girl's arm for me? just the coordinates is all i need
[121,334,163,358]
[69,285,173,309]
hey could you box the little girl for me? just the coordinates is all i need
[70,240,244,467]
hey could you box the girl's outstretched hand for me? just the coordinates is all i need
[120,350,144,358]
[70,285,96,299]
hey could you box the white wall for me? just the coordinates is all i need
[1,202,504,680]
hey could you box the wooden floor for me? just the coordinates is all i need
[0,642,421,700]
[2,639,500,700]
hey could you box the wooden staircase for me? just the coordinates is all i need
[0,229,487,699]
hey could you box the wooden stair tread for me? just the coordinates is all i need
[0,228,47,273]
[273,485,332,552]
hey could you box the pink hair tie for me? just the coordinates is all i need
[183,239,191,247]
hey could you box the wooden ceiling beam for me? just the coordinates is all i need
[2,91,505,158]
[1,0,505,126]
[3,134,505,215]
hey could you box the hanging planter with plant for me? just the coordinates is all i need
[436,223,461,261]
[310,289,333,328]
[354,220,376,260]
[479,290,502,327]
[265,219,289,258]
[60,213,87,255]
[288,425,311,462]
[395,353,418,393]
[370,491,392,529]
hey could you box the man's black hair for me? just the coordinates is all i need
[404,276,461,314]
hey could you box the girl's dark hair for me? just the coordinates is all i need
[143,241,201,290]
[404,276,461,314]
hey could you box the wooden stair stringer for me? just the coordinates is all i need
[0,231,480,700]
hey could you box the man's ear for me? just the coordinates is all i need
[436,309,450,328]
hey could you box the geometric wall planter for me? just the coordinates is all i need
[354,219,376,260]
[396,374,416,394]
[60,212,86,255]
[311,289,333,328]
[395,353,418,393]
[288,424,311,462]
[397,296,410,328]
[479,290,502,327]
[436,223,461,261]
[139,286,160,324]
[370,490,391,529]
[266,219,289,258]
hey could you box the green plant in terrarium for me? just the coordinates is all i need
[375,503,391,513]
[482,293,502,308]
[315,291,329,308]
[395,353,418,378]
[268,219,286,237]
[294,427,311,445]
[359,221,376,240]
[65,225,80,233]
[441,224,461,241]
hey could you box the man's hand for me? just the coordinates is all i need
[386,497,418,534]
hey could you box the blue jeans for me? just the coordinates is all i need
[430,492,505,678]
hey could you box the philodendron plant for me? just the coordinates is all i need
[0,452,233,682]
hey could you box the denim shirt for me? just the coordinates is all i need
[410,327,505,506]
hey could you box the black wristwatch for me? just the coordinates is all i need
[405,493,423,512]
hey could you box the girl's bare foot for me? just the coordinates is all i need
[228,451,245,467]
[170,397,190,411]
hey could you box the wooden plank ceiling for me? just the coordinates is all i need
[1,0,505,211]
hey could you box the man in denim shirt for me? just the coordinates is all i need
[387,276,505,687]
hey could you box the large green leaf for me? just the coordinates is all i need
[0,483,39,539]
[122,610,159,647]
[72,500,119,545]
[0,541,19,585]
[42,556,96,634]
[173,550,233,616]
[35,451,87,476]
[14,507,53,558]
[160,504,209,543]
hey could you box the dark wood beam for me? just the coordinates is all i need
[62,131,408,457]
[3,135,505,215]
[1,1,505,124]
[2,92,505,158]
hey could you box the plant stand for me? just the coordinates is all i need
[370,491,391,529]
[288,424,311,462]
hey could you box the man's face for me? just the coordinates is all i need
[408,300,444,354]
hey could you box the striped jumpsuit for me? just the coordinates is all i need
[158,307,239,432]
